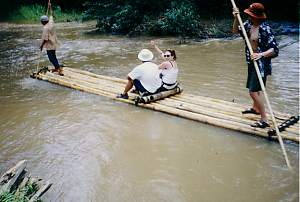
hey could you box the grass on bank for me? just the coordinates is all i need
[0,180,41,202]
[9,4,81,23]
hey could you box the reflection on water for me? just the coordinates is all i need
[0,22,299,201]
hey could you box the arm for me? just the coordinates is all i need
[158,61,171,70]
[40,26,49,51]
[252,27,279,60]
[40,40,47,51]
[151,40,164,59]
[251,48,275,60]
[48,2,54,24]
[232,8,240,34]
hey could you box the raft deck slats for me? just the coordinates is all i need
[32,67,299,143]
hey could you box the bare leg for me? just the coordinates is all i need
[250,91,268,122]
[123,78,133,94]
[252,99,260,112]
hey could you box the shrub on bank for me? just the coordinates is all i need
[84,1,232,38]
[9,4,81,23]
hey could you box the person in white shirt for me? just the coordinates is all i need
[40,2,63,76]
[117,49,162,99]
[151,40,178,91]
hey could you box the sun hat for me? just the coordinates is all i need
[244,3,267,19]
[138,49,154,62]
[40,15,49,22]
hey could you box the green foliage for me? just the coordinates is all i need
[9,4,81,23]
[0,181,41,202]
[84,0,206,37]
[154,2,203,36]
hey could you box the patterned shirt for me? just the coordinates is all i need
[240,20,279,76]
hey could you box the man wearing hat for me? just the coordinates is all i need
[117,49,162,99]
[232,3,279,128]
[40,3,63,76]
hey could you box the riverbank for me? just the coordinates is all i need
[2,5,81,23]
[2,18,297,40]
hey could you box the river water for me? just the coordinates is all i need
[0,22,299,201]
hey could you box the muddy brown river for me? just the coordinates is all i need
[0,22,299,201]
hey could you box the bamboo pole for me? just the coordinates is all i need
[179,93,293,120]
[230,0,291,168]
[60,67,295,120]
[64,71,125,91]
[49,71,300,134]
[35,72,299,143]
[160,98,299,137]
[63,67,295,122]
[63,70,124,91]
[170,95,296,127]
[35,51,42,76]
[65,67,127,84]
[138,87,182,104]
[46,0,51,16]
[34,70,299,142]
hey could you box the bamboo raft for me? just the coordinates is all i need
[0,160,52,201]
[31,67,299,143]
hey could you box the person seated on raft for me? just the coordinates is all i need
[117,49,162,99]
[151,40,178,91]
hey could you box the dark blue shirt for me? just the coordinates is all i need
[240,20,279,76]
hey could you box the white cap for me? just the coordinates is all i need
[138,49,154,62]
[40,15,49,22]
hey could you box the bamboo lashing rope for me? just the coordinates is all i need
[230,0,291,169]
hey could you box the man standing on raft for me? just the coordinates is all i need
[40,2,63,76]
[232,3,279,128]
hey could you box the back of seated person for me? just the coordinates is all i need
[117,49,162,99]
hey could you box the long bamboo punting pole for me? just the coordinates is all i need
[230,0,291,169]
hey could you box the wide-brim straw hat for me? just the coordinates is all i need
[244,3,267,19]
[138,49,154,62]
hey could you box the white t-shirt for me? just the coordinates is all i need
[160,61,178,90]
[128,62,162,93]
[161,67,178,88]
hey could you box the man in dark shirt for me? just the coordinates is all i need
[232,3,279,128]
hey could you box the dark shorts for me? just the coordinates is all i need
[246,63,267,92]
[133,79,150,95]
[47,50,60,69]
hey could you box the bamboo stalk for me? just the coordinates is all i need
[230,0,291,168]
[178,93,293,119]
[66,72,300,131]
[64,67,294,120]
[169,95,295,127]
[65,67,127,84]
[62,71,124,92]
[159,98,299,137]
[35,72,299,143]
[63,69,125,88]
